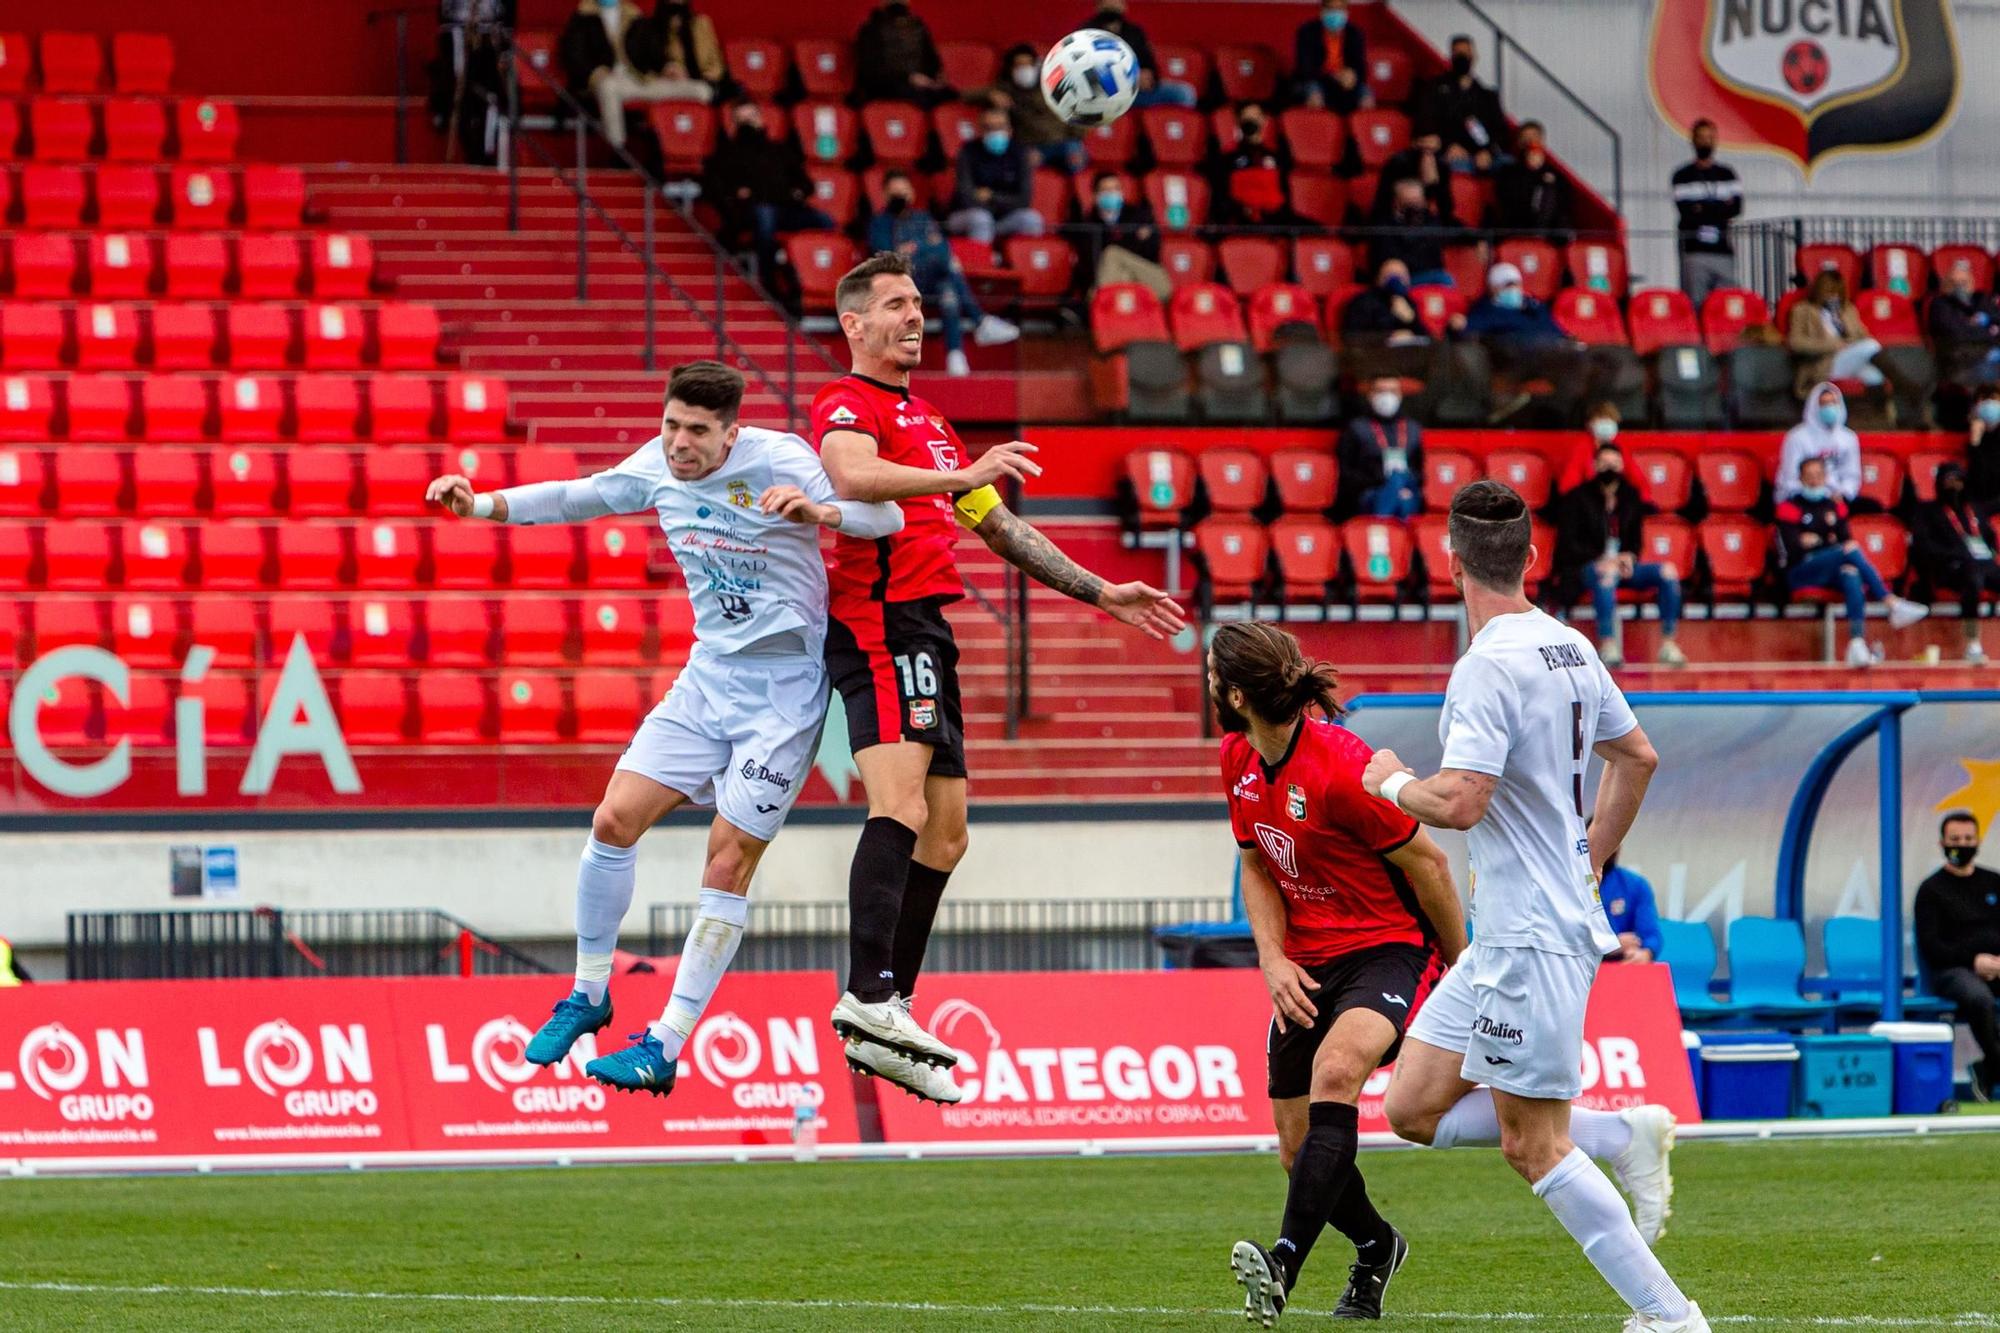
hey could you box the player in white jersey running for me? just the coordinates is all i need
[423,361,904,1097]
[1361,482,1709,1333]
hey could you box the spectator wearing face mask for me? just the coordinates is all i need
[1369,132,1455,225]
[1553,443,1686,668]
[1909,462,2000,664]
[1414,34,1506,172]
[1366,177,1459,288]
[1777,455,1928,667]
[1672,118,1741,302]
[704,100,832,274]
[1928,258,2000,388]
[987,49,1086,177]
[1914,810,2000,1102]
[1341,259,1433,346]
[1076,170,1169,299]
[1463,260,1580,417]
[1969,385,2000,516]
[1212,105,1301,227]
[1291,0,1368,113]
[1491,121,1571,238]
[560,0,715,149]
[854,0,951,106]
[1776,382,1863,504]
[1787,269,1883,399]
[867,169,1020,377]
[948,106,1046,246]
[1087,0,1198,108]
[1335,376,1424,519]
[1555,403,1648,498]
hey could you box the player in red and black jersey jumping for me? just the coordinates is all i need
[1210,622,1468,1326]
[812,251,1186,1103]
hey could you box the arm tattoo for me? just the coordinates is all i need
[977,503,1106,607]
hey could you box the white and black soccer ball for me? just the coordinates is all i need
[1040,28,1141,128]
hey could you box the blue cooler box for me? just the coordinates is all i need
[1793,1034,1892,1118]
[1869,1021,1957,1114]
[1696,1032,1799,1119]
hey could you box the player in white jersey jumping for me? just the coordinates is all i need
[1361,482,1709,1333]
[423,361,904,1096]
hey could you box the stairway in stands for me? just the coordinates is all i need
[311,163,1218,802]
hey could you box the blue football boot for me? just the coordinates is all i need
[585,1031,678,1097]
[523,990,613,1067]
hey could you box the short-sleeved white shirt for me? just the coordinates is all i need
[1439,608,1637,956]
[591,427,841,657]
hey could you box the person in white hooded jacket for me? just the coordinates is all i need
[1776,382,1864,504]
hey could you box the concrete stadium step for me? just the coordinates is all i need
[966,767,1214,801]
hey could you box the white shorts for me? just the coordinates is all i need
[1405,940,1599,1101]
[614,645,829,843]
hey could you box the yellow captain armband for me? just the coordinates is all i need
[953,484,1003,530]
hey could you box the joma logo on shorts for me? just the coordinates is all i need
[739,761,793,792]
[1475,1016,1525,1046]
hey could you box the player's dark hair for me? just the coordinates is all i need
[1447,480,1533,591]
[835,251,914,316]
[665,360,744,425]
[1941,809,1980,837]
[1209,622,1344,725]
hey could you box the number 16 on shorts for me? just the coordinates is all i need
[896,652,938,729]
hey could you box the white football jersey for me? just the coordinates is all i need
[589,427,844,658]
[1438,607,1637,957]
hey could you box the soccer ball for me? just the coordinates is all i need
[1040,29,1141,128]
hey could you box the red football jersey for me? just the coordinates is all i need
[810,373,967,606]
[1222,717,1433,964]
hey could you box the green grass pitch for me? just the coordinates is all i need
[2,1136,1995,1330]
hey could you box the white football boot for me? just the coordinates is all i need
[1610,1104,1677,1245]
[830,991,957,1067]
[845,1035,965,1103]
[1623,1301,1710,1332]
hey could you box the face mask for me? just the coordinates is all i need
[1800,485,1829,501]
[1495,288,1524,310]
[1097,191,1123,218]
[886,194,911,215]
[983,131,1011,154]
[1942,481,1966,502]
[1382,275,1409,297]
[1012,65,1036,89]
[1693,141,1714,160]
[1944,843,1979,869]
[1322,9,1348,30]
[1370,390,1402,418]
[1450,53,1474,77]
[1977,400,2000,427]
[1240,119,1263,139]
[1596,468,1622,487]
[1816,403,1845,428]
[1589,418,1618,444]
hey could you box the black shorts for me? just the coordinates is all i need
[1266,943,1432,1100]
[824,595,967,779]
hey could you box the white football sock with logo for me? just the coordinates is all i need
[1428,1087,1633,1161]
[648,888,751,1061]
[1534,1148,1691,1320]
[573,836,639,1004]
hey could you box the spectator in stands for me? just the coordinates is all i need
[1553,442,1686,668]
[1909,461,2000,664]
[704,101,832,275]
[1777,456,1929,667]
[1928,258,2000,387]
[1970,385,2000,516]
[854,0,950,106]
[1463,260,1580,418]
[1075,170,1171,300]
[1915,810,2000,1101]
[560,0,714,149]
[991,45,1086,176]
[1335,376,1424,519]
[1290,0,1367,113]
[1591,819,1663,963]
[650,2,725,96]
[1777,382,1863,503]
[1371,132,1454,224]
[1555,402,1635,496]
[1491,120,1571,238]
[1213,105,1299,227]
[1671,118,1742,302]
[1415,34,1506,172]
[948,106,1047,246]
[1787,270,1884,397]
[0,932,27,985]
[1086,0,1198,108]
[1367,177,1458,287]
[868,172,1019,377]
[1342,258,1433,346]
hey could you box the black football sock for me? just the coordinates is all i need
[846,817,918,1003]
[891,860,952,998]
[1273,1101,1360,1288]
[1329,1166,1396,1260]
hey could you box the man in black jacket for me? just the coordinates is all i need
[1415,34,1506,172]
[1367,177,1458,287]
[1928,258,2000,388]
[1491,121,1571,238]
[1671,119,1741,302]
[1291,0,1367,112]
[947,105,1046,245]
[1914,810,2000,1101]
[1370,131,1454,225]
[704,101,833,273]
[1777,456,1928,667]
[1552,444,1685,668]
[1909,461,2000,663]
[1087,0,1197,107]
[1341,258,1437,381]
[1334,376,1423,519]
[853,0,949,105]
[1075,170,1170,298]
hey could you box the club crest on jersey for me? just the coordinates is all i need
[827,405,858,426]
[926,440,961,471]
[727,479,755,508]
[1253,823,1298,878]
[1286,784,1307,822]
[1232,772,1260,802]
[908,698,937,729]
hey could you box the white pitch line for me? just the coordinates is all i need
[0,1281,1992,1327]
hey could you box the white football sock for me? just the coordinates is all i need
[1534,1148,1691,1320]
[1569,1106,1634,1160]
[1429,1087,1501,1148]
[573,836,638,1004]
[648,888,751,1061]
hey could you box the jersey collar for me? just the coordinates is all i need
[849,372,910,403]
[1256,719,1305,785]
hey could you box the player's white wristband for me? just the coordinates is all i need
[1379,770,1417,812]
[470,493,496,519]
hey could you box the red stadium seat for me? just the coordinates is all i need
[53,449,122,515]
[226,304,292,369]
[1931,244,1994,293]
[499,671,564,743]
[1279,108,1343,172]
[430,522,500,588]
[0,101,17,156]
[219,374,284,442]
[169,166,236,228]
[120,520,190,589]
[0,445,46,515]
[935,39,995,90]
[860,101,925,168]
[1411,514,1456,598]
[1630,449,1692,513]
[647,101,716,175]
[1566,240,1629,298]
[1269,448,1336,514]
[361,451,432,518]
[1141,107,1207,167]
[1197,448,1267,515]
[1145,171,1209,230]
[1286,173,1345,228]
[1217,236,1285,297]
[803,165,859,228]
[87,232,155,297]
[444,444,509,491]
[238,233,304,298]
[1091,283,1171,355]
[241,165,305,228]
[1409,284,1467,339]
[498,598,569,663]
[1485,449,1553,509]
[1292,237,1355,298]
[75,302,142,369]
[96,164,160,228]
[792,102,857,165]
[1193,518,1268,602]
[725,38,789,99]
[1247,284,1319,353]
[40,32,104,92]
[1158,236,1215,290]
[793,38,853,98]
[513,446,576,486]
[151,305,218,370]
[347,596,416,666]
[1637,516,1694,579]
[1855,291,1922,346]
[269,598,337,663]
[187,600,256,668]
[415,675,487,744]
[583,519,654,588]
[30,674,96,745]
[369,374,435,443]
[213,447,284,516]
[1003,236,1076,302]
[0,375,56,440]
[786,232,860,313]
[0,525,30,591]
[1344,518,1414,601]
[1553,290,1626,346]
[1697,448,1763,512]
[657,598,696,659]
[1796,243,1859,292]
[1699,516,1771,597]
[67,375,132,440]
[29,97,94,160]
[424,597,492,666]
[574,671,644,743]
[1215,44,1278,102]
[103,97,167,161]
[111,596,179,667]
[336,671,409,744]
[1270,517,1339,600]
[11,233,79,298]
[162,233,227,296]
[1155,44,1207,93]
[1080,116,1138,167]
[948,237,1003,283]
[1438,245,1486,296]
[1497,239,1562,303]
[1849,514,1909,584]
[1627,288,1702,358]
[579,595,648,664]
[132,445,201,512]
[1122,448,1194,529]
[507,526,575,588]
[1365,47,1413,104]
[1350,110,1410,170]
[274,525,345,590]
[445,376,508,441]
[375,302,440,369]
[295,376,360,442]
[35,598,105,654]
[112,33,174,93]
[1699,287,1770,356]
[195,522,266,589]
[1424,449,1480,511]
[1908,450,1957,502]
[0,32,26,95]
[304,304,365,369]
[1857,450,1904,510]
[354,520,422,588]
[1,304,64,369]
[21,164,88,227]
[1869,243,1925,297]
[1168,282,1247,353]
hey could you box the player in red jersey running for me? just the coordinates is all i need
[812,251,1186,1102]
[1209,622,1468,1326]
